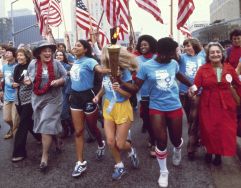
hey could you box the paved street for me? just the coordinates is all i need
[0,109,241,188]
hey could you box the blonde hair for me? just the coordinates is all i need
[101,46,138,71]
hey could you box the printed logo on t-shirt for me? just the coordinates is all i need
[70,64,81,81]
[4,71,12,85]
[155,70,174,90]
[185,61,198,78]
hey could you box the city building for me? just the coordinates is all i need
[0,0,6,18]
[0,18,11,43]
[210,0,241,23]
[8,8,33,18]
[9,9,43,47]
[189,21,209,32]
[192,0,241,44]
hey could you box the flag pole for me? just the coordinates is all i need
[74,0,78,41]
[97,10,104,34]
[170,0,173,36]
[60,0,67,33]
[87,0,93,38]
[127,0,136,49]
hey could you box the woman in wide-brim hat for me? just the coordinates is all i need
[26,41,67,172]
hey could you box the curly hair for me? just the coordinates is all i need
[183,38,202,55]
[205,42,225,63]
[156,37,178,63]
[229,29,241,40]
[136,35,157,54]
[16,48,32,64]
[6,47,17,58]
[101,46,138,72]
[55,50,68,64]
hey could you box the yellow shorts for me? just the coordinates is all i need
[103,99,134,125]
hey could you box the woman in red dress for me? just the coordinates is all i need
[191,42,241,165]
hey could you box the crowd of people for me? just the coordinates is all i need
[0,28,240,188]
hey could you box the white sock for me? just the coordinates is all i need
[174,138,183,152]
[128,147,135,156]
[155,147,168,173]
[115,161,124,168]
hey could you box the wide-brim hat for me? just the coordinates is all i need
[33,40,56,59]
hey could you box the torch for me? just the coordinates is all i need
[107,27,121,100]
[107,27,121,80]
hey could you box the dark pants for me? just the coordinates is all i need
[12,103,41,158]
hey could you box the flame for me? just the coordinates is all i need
[112,27,120,39]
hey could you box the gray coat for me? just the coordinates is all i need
[28,59,67,135]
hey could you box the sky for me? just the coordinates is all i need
[5,0,212,42]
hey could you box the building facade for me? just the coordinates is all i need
[0,18,11,43]
[13,14,43,47]
[210,0,241,23]
[191,0,241,44]
[0,0,6,18]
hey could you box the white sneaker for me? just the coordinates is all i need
[158,171,169,187]
[72,161,87,177]
[172,148,182,166]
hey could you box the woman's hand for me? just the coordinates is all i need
[12,82,19,88]
[92,95,99,104]
[112,82,120,91]
[188,85,197,97]
[23,78,31,85]
[50,80,60,87]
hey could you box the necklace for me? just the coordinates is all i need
[33,60,55,95]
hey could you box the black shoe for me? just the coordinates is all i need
[188,152,195,161]
[205,153,212,163]
[39,162,48,172]
[212,155,222,166]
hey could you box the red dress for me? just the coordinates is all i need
[194,63,241,156]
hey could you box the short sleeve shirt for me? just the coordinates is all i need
[70,56,98,91]
[179,52,206,93]
[137,59,181,111]
[3,63,17,101]
[136,55,156,97]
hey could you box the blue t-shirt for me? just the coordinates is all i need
[3,63,17,101]
[70,56,98,91]
[179,52,205,93]
[103,69,131,102]
[136,55,156,97]
[137,59,181,111]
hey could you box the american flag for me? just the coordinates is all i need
[135,0,163,24]
[176,0,195,29]
[76,0,109,47]
[33,0,62,36]
[179,24,192,38]
[101,0,129,40]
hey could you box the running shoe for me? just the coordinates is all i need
[128,147,139,168]
[96,140,105,160]
[172,148,182,166]
[158,171,169,187]
[112,166,126,180]
[72,161,87,177]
